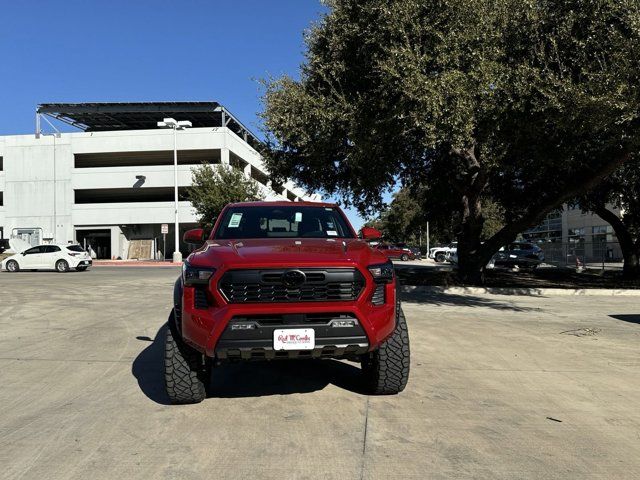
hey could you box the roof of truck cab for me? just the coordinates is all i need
[226,201,338,208]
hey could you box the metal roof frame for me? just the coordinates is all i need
[35,101,261,149]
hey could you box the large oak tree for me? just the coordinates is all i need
[261,0,640,283]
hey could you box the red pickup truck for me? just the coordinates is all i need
[166,201,410,404]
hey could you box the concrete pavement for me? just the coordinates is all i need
[0,268,639,479]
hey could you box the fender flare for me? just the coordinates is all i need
[173,276,183,333]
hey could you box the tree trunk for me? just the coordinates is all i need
[450,144,488,284]
[456,194,486,284]
[592,204,640,280]
[623,251,640,279]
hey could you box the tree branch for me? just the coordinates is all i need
[592,204,635,251]
[478,151,632,260]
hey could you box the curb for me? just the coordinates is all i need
[92,261,182,267]
[401,285,640,297]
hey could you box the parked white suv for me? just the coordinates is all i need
[428,242,457,263]
[1,244,92,272]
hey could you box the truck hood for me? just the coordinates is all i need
[187,238,386,268]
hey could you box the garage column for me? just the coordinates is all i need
[110,226,121,260]
[221,148,230,166]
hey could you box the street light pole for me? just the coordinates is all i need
[172,124,179,263]
[426,221,430,254]
[42,132,60,242]
[157,118,192,263]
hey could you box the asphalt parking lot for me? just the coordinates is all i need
[1,268,639,480]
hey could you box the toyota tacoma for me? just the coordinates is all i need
[166,201,410,404]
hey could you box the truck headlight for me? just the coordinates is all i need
[368,261,394,284]
[182,263,216,286]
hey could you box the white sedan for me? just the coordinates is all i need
[1,244,93,272]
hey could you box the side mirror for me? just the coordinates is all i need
[183,228,206,245]
[360,227,382,240]
[22,252,27,256]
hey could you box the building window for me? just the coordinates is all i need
[592,225,617,260]
[523,211,562,242]
[568,227,585,240]
[592,225,615,242]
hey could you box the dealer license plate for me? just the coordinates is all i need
[273,329,315,351]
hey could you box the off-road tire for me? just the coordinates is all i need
[6,260,19,272]
[361,305,410,395]
[400,254,409,261]
[56,260,69,272]
[164,315,210,404]
[435,252,446,263]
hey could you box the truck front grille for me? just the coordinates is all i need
[219,268,365,303]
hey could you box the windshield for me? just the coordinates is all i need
[214,205,355,239]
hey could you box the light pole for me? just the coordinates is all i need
[157,118,192,263]
[41,132,61,242]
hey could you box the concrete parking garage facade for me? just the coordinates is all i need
[0,102,316,259]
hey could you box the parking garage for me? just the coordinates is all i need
[0,102,316,259]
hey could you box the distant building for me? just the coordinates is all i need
[0,102,317,259]
[523,204,622,263]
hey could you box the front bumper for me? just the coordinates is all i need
[215,312,369,360]
[180,266,397,359]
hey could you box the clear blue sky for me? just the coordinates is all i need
[0,0,389,229]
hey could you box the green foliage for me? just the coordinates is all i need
[377,189,424,243]
[480,200,505,240]
[261,0,640,282]
[369,188,503,244]
[188,164,263,228]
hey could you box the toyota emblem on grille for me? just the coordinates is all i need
[282,269,306,287]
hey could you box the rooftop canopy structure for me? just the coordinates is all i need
[36,101,261,149]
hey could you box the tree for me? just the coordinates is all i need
[579,156,640,279]
[261,0,640,283]
[188,163,262,228]
[368,187,504,246]
[374,189,425,244]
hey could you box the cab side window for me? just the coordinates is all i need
[24,246,43,255]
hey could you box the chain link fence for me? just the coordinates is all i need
[538,241,623,270]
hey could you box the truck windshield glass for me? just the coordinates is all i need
[214,206,355,239]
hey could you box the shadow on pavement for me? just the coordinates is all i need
[609,314,640,325]
[400,291,539,312]
[132,323,172,405]
[208,357,367,398]
[132,321,368,405]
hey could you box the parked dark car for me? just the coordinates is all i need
[491,242,545,269]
